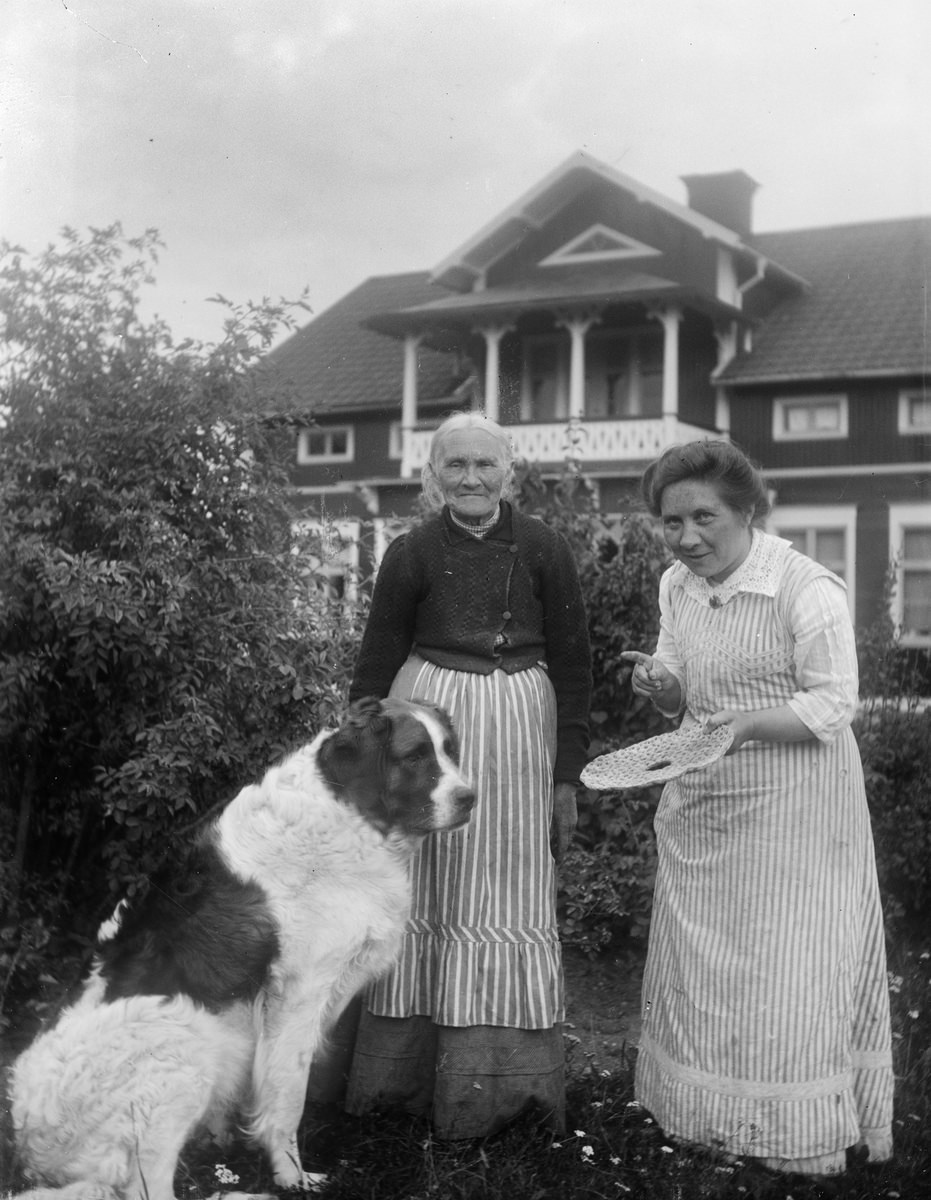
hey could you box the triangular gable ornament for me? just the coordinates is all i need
[541,222,661,267]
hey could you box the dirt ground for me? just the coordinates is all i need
[562,944,645,1076]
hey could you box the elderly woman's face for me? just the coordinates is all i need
[660,479,753,584]
[435,428,509,524]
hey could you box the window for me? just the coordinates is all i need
[772,395,848,441]
[521,335,569,421]
[770,505,856,619]
[295,519,360,603]
[898,389,931,435]
[889,504,931,646]
[585,329,663,419]
[297,425,354,464]
[373,516,409,565]
[520,327,663,422]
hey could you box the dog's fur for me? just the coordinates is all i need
[10,697,474,1200]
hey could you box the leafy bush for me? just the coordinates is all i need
[855,585,931,924]
[858,707,931,921]
[0,226,359,1029]
[558,789,659,956]
[514,463,670,954]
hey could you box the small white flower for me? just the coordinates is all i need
[888,973,904,993]
[610,1155,621,1165]
[581,1144,595,1160]
[574,1129,587,1138]
[908,1009,920,1019]
[591,1100,604,1109]
[660,1145,674,1154]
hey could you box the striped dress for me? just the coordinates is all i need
[635,532,894,1173]
[345,655,567,1136]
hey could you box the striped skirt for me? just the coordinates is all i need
[344,656,566,1138]
[634,729,894,1172]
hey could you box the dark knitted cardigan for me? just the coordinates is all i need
[349,503,592,783]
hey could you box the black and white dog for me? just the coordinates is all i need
[10,697,474,1200]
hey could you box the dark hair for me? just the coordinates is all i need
[641,440,771,524]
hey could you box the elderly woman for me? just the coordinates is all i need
[344,412,592,1139]
[622,440,893,1176]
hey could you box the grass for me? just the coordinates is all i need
[6,927,925,1200]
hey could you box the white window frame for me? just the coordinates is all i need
[389,418,443,460]
[772,395,849,441]
[888,503,931,647]
[769,505,857,621]
[897,388,931,436]
[372,516,410,566]
[294,518,360,603]
[297,425,354,464]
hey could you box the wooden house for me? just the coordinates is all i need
[266,152,931,647]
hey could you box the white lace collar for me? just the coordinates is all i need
[675,530,792,608]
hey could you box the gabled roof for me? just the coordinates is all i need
[720,216,931,384]
[430,150,752,291]
[264,201,930,415]
[263,272,465,413]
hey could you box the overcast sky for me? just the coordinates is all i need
[2,0,929,346]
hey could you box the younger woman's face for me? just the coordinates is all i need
[660,479,753,584]
[434,429,509,524]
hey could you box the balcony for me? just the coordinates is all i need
[405,417,714,474]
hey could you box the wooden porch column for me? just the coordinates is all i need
[400,333,422,478]
[477,324,511,422]
[713,322,738,437]
[557,313,599,419]
[650,305,683,447]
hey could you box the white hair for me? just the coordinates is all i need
[421,412,516,512]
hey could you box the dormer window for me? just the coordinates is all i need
[540,224,660,267]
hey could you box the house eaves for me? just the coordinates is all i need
[430,150,805,294]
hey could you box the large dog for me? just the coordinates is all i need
[10,697,474,1200]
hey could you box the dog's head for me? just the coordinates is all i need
[317,697,474,837]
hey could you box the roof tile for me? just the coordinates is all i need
[264,272,465,413]
[721,217,931,383]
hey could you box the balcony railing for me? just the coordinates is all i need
[405,417,713,474]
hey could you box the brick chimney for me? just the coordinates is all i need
[681,170,758,239]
